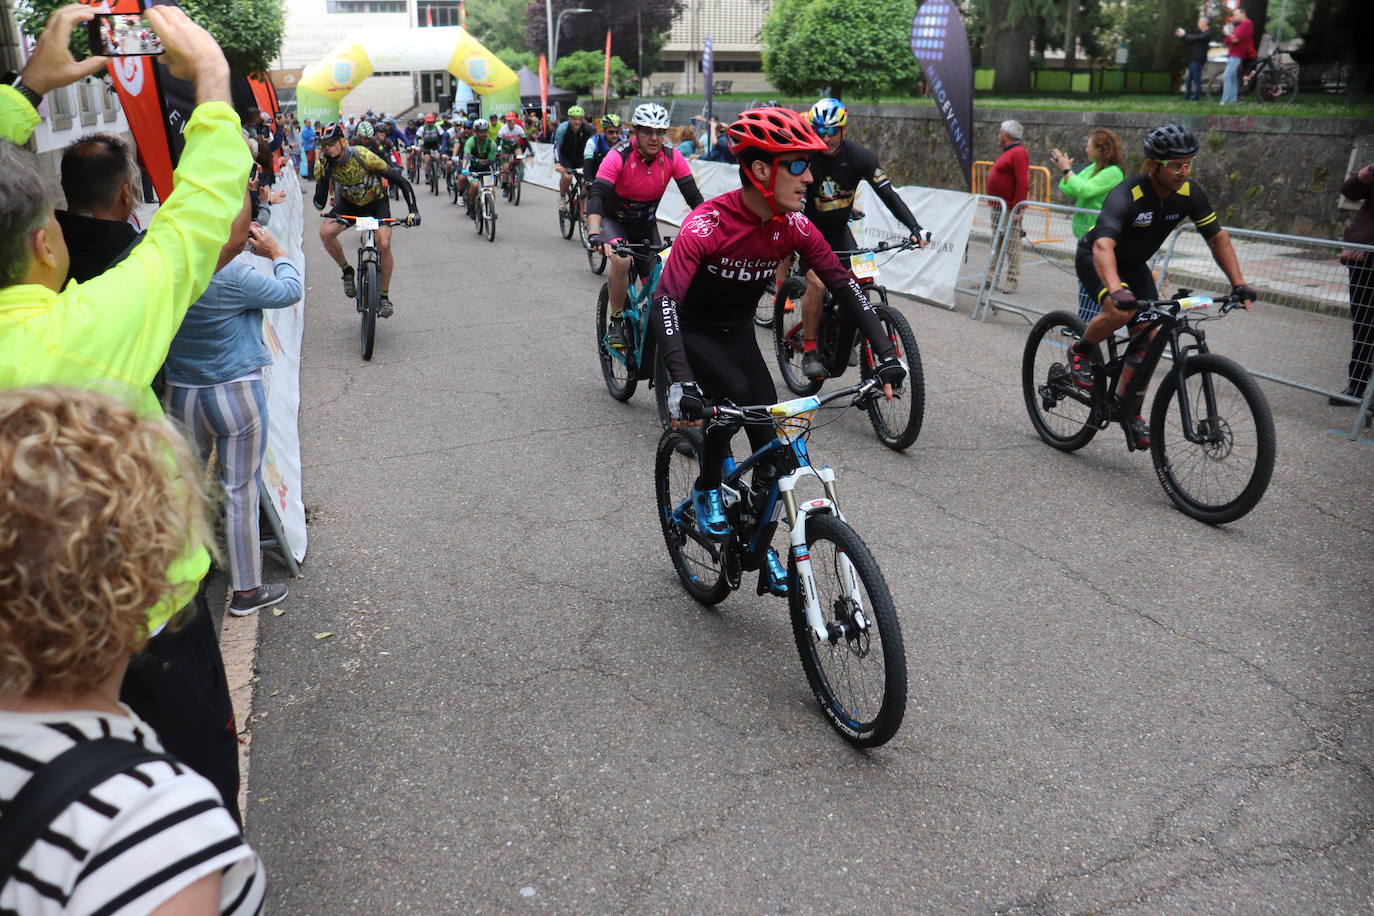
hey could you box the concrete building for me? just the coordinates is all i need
[651,0,775,96]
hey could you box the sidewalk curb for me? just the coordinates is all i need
[219,598,261,825]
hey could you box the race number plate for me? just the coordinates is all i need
[850,252,878,279]
[481,174,496,187]
[354,217,379,231]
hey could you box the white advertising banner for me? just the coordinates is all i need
[246,170,308,563]
[850,184,975,308]
[528,143,977,308]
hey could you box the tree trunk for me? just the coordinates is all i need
[985,0,1031,92]
[1248,0,1271,47]
[1064,0,1078,70]
[1150,0,1182,70]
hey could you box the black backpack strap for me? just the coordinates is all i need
[0,737,171,883]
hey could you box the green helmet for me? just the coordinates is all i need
[602,113,622,128]
[567,105,586,118]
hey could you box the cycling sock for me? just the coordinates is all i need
[381,289,389,296]
[803,338,818,353]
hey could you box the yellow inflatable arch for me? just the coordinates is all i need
[298,26,520,123]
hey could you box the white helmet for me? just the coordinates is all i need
[631,103,671,129]
[472,118,489,131]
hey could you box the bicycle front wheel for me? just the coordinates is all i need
[511,165,522,205]
[773,285,822,397]
[359,258,378,361]
[1022,310,1098,451]
[483,193,496,242]
[655,428,732,605]
[428,162,438,195]
[596,284,636,401]
[560,200,576,239]
[790,514,906,747]
[863,293,926,451]
[1257,66,1299,103]
[1150,353,1276,524]
[586,235,608,274]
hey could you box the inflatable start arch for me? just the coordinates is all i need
[298,26,521,123]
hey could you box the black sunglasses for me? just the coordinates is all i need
[778,158,810,176]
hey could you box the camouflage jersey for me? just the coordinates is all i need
[315,144,389,207]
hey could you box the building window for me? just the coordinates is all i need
[419,71,458,104]
[76,77,98,126]
[417,1,462,27]
[326,1,407,13]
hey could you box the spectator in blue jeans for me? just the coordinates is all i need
[1220,8,1255,104]
[1176,17,1212,101]
[166,193,301,617]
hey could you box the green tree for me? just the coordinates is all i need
[465,0,528,58]
[16,0,285,75]
[491,47,538,73]
[761,0,920,100]
[553,49,638,97]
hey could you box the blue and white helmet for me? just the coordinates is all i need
[631,103,671,129]
[809,97,848,130]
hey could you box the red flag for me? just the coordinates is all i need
[459,0,466,27]
[248,73,278,119]
[539,55,549,136]
[602,29,612,114]
[425,6,433,26]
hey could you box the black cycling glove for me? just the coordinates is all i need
[668,382,706,421]
[874,357,906,389]
[1109,288,1138,310]
[1231,283,1258,305]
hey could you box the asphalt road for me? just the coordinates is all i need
[246,176,1373,913]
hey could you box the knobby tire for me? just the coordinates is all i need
[1022,310,1098,451]
[596,284,636,401]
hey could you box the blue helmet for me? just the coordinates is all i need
[809,97,848,130]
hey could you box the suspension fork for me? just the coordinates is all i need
[779,465,862,643]
[1165,325,1222,444]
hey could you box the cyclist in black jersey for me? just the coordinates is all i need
[554,105,596,211]
[1067,122,1256,447]
[788,98,929,380]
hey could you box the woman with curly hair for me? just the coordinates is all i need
[0,387,266,915]
[1050,128,1126,320]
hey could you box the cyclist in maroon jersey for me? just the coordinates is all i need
[652,107,906,597]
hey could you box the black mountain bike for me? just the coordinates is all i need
[1205,51,1300,103]
[1023,290,1276,524]
[773,239,926,451]
[425,153,440,195]
[326,214,412,361]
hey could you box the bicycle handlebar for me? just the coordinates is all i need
[608,237,675,257]
[831,237,923,257]
[705,377,882,425]
[1129,291,1247,317]
[322,214,414,227]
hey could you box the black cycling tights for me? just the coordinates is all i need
[685,323,779,491]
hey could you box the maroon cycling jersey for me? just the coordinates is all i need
[653,189,895,383]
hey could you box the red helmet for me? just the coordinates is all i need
[504,111,519,122]
[424,113,436,123]
[727,107,827,158]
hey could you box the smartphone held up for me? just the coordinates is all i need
[88,13,164,58]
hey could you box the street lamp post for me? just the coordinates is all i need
[551,7,594,74]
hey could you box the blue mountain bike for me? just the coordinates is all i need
[654,377,908,747]
[595,238,675,424]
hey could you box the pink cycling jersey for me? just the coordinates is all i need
[654,189,894,382]
[589,137,696,224]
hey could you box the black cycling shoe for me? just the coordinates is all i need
[1067,347,1095,389]
[801,352,828,380]
[1129,415,1150,449]
[341,265,357,299]
[606,313,628,351]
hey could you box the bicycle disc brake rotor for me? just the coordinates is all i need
[1196,416,1234,459]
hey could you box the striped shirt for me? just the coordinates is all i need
[0,707,265,915]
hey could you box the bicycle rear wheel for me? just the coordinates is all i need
[655,428,732,605]
[428,161,438,195]
[1257,65,1299,103]
[862,293,926,451]
[773,283,822,397]
[596,284,636,401]
[359,257,378,361]
[1022,310,1098,451]
[790,514,906,747]
[450,174,460,205]
[1150,353,1276,524]
[483,192,496,242]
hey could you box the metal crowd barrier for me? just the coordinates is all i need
[972,199,1374,441]
[958,194,1009,317]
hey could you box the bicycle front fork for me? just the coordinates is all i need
[778,466,864,644]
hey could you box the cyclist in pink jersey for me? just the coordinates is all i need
[652,107,906,597]
[587,103,703,349]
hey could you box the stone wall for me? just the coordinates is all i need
[622,98,1370,240]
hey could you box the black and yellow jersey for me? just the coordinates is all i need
[1081,174,1221,266]
[315,145,389,206]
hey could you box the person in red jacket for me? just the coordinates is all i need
[987,119,1029,292]
[1221,7,1256,104]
